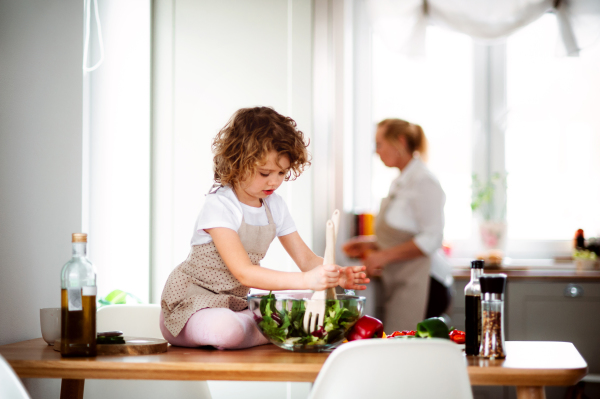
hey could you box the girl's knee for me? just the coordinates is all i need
[212,314,247,348]
[159,311,182,345]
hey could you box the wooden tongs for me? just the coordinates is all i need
[303,210,340,333]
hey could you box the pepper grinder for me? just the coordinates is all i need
[479,273,507,359]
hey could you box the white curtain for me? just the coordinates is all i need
[367,0,600,56]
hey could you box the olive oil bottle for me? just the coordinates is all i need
[60,233,97,357]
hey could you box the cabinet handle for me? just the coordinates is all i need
[564,284,584,298]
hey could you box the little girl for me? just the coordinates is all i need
[160,107,369,350]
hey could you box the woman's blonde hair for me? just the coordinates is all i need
[212,107,310,187]
[378,118,428,161]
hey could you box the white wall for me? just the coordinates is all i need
[311,0,362,263]
[0,1,83,397]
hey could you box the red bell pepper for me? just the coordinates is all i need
[449,329,466,344]
[348,315,384,341]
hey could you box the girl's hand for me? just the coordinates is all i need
[363,251,391,277]
[303,264,340,291]
[338,265,370,290]
[342,237,378,258]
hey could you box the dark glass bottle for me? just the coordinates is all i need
[464,259,484,356]
[574,229,585,249]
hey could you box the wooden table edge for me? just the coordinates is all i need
[468,366,589,387]
[8,359,322,382]
[11,360,588,386]
[3,339,590,388]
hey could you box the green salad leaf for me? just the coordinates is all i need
[256,292,360,346]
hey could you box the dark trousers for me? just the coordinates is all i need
[373,276,452,323]
[425,277,452,318]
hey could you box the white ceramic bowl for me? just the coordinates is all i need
[40,308,61,345]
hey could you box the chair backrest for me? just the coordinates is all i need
[96,304,163,339]
[308,338,473,399]
[0,354,31,399]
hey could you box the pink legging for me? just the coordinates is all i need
[159,308,269,350]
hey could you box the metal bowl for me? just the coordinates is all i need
[247,291,366,352]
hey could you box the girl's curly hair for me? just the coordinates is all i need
[212,107,311,187]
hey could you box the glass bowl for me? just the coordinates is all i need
[247,291,366,352]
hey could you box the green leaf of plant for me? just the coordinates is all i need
[104,289,127,303]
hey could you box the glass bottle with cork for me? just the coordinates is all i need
[60,233,97,357]
[464,259,484,356]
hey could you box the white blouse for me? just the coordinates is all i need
[384,158,453,287]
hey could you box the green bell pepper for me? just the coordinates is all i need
[416,317,450,339]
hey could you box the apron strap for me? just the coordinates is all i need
[262,199,275,225]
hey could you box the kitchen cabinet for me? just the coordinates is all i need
[506,280,600,399]
[506,281,600,374]
[450,279,468,331]
[450,268,600,399]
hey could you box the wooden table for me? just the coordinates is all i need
[0,339,587,399]
[467,341,588,398]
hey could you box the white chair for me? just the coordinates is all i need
[96,304,164,339]
[0,354,31,399]
[308,338,473,399]
[84,304,212,399]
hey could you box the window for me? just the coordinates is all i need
[506,14,600,244]
[371,26,473,241]
[368,13,600,259]
[85,2,151,301]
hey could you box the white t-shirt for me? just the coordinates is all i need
[384,158,453,287]
[190,185,297,246]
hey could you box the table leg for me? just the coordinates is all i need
[60,379,84,399]
[516,386,546,399]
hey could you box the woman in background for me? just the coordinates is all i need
[343,119,452,332]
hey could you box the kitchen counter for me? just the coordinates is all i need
[450,259,600,280]
[453,268,600,280]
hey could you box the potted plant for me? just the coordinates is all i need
[471,173,507,257]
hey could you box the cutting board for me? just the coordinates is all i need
[53,337,168,356]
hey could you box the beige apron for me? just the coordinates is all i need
[161,193,277,337]
[374,193,431,332]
